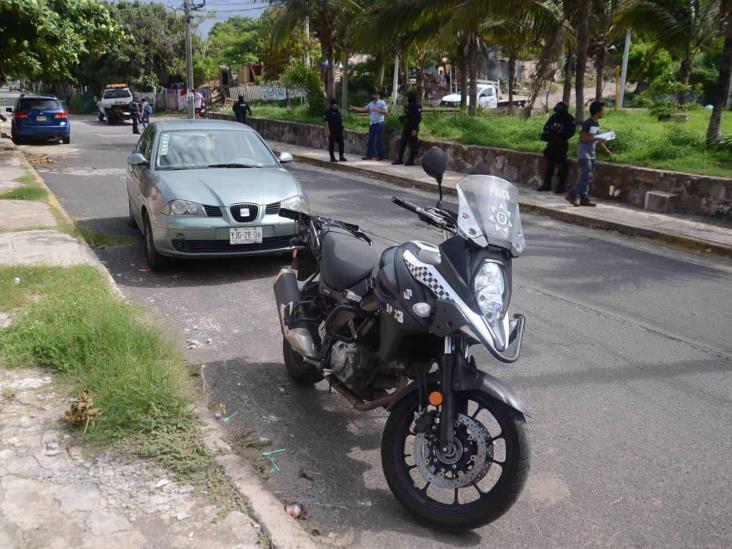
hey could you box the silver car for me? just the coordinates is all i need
[126,120,307,269]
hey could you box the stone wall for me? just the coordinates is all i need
[208,112,732,217]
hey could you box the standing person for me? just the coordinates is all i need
[392,91,422,166]
[129,99,140,135]
[566,100,611,207]
[357,90,388,160]
[193,89,204,118]
[233,95,252,124]
[141,98,153,128]
[538,101,576,193]
[324,98,347,162]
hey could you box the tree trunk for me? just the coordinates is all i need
[678,50,692,105]
[325,49,336,99]
[562,47,573,105]
[523,17,566,118]
[341,43,349,113]
[376,56,385,88]
[459,38,469,111]
[399,46,409,97]
[468,37,478,116]
[595,39,606,101]
[575,0,590,122]
[416,61,425,103]
[508,54,516,115]
[707,1,732,143]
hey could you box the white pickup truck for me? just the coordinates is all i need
[96,85,135,124]
[440,81,528,109]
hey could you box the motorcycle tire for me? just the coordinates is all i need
[282,338,323,385]
[381,388,530,531]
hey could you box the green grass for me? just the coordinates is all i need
[0,185,48,201]
[247,105,732,178]
[75,225,135,249]
[0,266,192,438]
[0,265,254,518]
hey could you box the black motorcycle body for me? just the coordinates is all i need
[273,147,530,530]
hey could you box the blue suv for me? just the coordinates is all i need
[8,95,70,144]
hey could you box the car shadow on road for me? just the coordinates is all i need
[203,357,486,547]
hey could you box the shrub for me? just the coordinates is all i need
[282,59,326,117]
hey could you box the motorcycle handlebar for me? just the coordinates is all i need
[392,195,454,231]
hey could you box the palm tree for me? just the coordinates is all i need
[616,0,718,104]
[575,0,590,121]
[706,0,732,142]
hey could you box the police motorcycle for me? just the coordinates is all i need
[273,147,529,530]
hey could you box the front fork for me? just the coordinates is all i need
[439,336,457,446]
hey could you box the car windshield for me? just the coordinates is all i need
[19,99,61,111]
[456,175,525,257]
[103,90,131,99]
[156,129,279,170]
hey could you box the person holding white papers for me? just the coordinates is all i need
[567,100,612,207]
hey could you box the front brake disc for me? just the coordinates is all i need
[414,414,493,489]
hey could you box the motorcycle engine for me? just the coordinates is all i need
[330,341,377,399]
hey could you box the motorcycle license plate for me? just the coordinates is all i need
[229,227,262,245]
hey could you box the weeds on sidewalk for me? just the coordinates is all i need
[0,266,249,517]
[0,185,48,201]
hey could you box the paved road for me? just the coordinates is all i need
[27,115,732,548]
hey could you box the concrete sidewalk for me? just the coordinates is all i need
[270,140,732,258]
[0,141,316,549]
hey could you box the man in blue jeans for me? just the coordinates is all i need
[567,100,611,207]
[358,90,388,160]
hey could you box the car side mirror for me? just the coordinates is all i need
[128,152,149,167]
[278,151,294,164]
[421,146,448,205]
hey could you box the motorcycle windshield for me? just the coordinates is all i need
[456,175,525,256]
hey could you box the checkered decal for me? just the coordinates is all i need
[404,258,453,301]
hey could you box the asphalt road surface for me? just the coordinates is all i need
[24,115,732,548]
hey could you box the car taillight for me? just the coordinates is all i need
[14,111,28,119]
[54,112,68,119]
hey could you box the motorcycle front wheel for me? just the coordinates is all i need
[381,388,530,531]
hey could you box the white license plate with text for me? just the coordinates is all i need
[229,227,262,245]
[36,115,47,121]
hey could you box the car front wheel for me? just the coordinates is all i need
[142,212,171,271]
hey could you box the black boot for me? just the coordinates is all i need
[537,183,551,192]
[339,156,347,161]
[330,156,338,162]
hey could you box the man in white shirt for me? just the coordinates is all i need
[357,90,388,160]
[193,89,203,118]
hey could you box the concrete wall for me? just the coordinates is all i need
[208,112,732,217]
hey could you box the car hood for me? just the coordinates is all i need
[441,93,461,102]
[158,167,301,206]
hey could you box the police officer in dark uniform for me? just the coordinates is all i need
[538,101,576,193]
[392,91,422,166]
[233,94,252,124]
[324,98,347,162]
[129,99,140,135]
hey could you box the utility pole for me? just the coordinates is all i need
[304,17,310,66]
[391,54,399,106]
[619,31,631,109]
[184,0,195,119]
[183,0,205,119]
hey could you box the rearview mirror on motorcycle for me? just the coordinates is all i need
[420,147,448,206]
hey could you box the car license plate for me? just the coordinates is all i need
[229,227,262,245]
[36,115,47,121]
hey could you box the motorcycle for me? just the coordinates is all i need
[273,147,529,530]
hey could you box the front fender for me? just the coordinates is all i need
[388,368,528,417]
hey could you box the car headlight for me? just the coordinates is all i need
[473,261,507,323]
[162,199,205,216]
[280,194,310,214]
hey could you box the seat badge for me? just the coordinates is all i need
[240,207,250,217]
[403,289,413,300]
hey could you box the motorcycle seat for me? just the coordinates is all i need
[320,229,379,291]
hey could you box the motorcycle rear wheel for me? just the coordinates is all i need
[381,388,530,531]
[282,337,323,385]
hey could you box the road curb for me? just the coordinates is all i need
[283,151,732,259]
[4,139,126,295]
[7,138,315,547]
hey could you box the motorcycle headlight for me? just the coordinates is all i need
[162,199,204,216]
[280,194,310,214]
[473,261,507,323]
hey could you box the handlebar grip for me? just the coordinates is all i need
[391,195,419,213]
